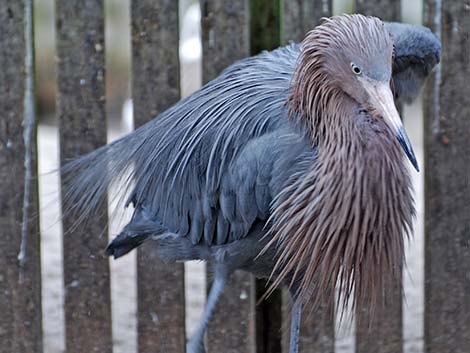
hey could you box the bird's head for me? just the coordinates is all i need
[291,14,419,171]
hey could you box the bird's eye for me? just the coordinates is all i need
[351,63,362,75]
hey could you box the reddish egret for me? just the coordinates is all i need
[62,15,440,353]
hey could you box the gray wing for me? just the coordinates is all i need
[386,22,441,104]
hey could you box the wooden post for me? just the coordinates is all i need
[200,1,256,352]
[282,0,332,44]
[249,2,284,352]
[131,1,186,352]
[423,1,470,352]
[201,0,250,82]
[0,1,42,352]
[250,0,281,54]
[56,1,112,352]
[355,0,400,21]
[353,2,403,352]
[298,302,335,353]
[255,285,283,353]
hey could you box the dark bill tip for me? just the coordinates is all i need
[397,127,419,172]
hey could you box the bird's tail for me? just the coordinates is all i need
[61,120,152,226]
[105,231,147,259]
[105,216,167,258]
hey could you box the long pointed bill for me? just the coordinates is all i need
[362,80,420,172]
[396,127,419,172]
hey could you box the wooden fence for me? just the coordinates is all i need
[1,0,469,352]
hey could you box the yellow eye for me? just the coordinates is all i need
[351,63,362,75]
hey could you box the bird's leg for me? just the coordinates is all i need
[289,302,302,353]
[186,269,227,353]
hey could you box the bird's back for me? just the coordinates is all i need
[62,44,315,256]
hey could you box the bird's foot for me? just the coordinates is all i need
[187,340,206,353]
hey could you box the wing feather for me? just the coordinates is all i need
[62,44,304,245]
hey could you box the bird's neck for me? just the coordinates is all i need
[267,95,415,312]
[312,97,415,249]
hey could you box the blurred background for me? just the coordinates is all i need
[35,1,425,352]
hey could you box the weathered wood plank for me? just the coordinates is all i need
[131,2,186,352]
[56,1,112,351]
[256,285,283,353]
[282,0,332,44]
[356,279,403,353]
[0,1,42,352]
[253,2,335,351]
[299,304,335,353]
[280,294,335,353]
[250,0,281,54]
[355,0,400,22]
[208,271,256,353]
[353,2,403,352]
[423,1,470,352]
[201,0,250,83]
[200,1,256,352]
[250,2,284,352]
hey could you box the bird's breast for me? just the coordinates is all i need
[263,123,415,307]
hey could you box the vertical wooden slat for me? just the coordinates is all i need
[256,286,283,353]
[0,1,42,352]
[56,1,112,352]
[280,293,335,353]
[200,1,256,352]
[282,0,332,44]
[355,279,403,353]
[250,0,281,54]
[355,0,400,21]
[252,2,335,351]
[131,1,186,353]
[354,0,403,350]
[423,1,470,352]
[208,272,256,353]
[281,3,335,352]
[250,3,284,352]
[298,303,334,353]
[353,2,402,353]
[201,0,250,83]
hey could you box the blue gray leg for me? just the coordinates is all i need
[186,270,227,353]
[289,303,302,353]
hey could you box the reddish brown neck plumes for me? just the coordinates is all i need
[263,15,415,317]
[289,26,341,145]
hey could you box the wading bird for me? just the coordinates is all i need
[62,15,440,353]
